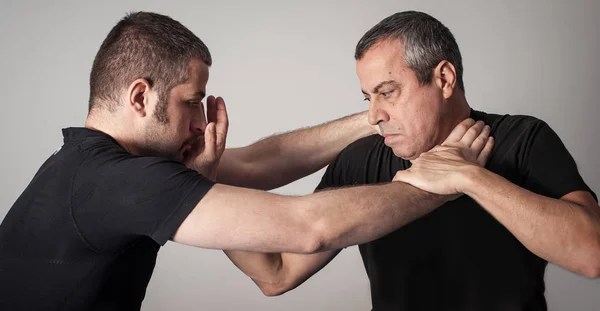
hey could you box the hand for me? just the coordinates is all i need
[393,118,494,197]
[440,118,493,167]
[185,96,229,181]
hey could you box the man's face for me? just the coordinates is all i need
[140,58,209,163]
[357,39,446,160]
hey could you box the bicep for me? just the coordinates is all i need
[172,183,314,253]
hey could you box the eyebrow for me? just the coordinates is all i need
[361,80,399,95]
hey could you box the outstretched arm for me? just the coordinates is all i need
[216,111,376,190]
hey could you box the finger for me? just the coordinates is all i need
[203,122,217,161]
[469,125,490,154]
[476,136,495,167]
[206,95,217,124]
[443,118,475,144]
[214,97,229,150]
[460,120,485,147]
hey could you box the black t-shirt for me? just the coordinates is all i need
[316,109,597,311]
[0,127,214,310]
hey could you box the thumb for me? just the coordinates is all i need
[392,169,412,183]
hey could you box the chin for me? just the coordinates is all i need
[391,146,424,161]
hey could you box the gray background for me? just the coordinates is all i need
[1,0,598,310]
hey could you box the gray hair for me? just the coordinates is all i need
[355,11,464,91]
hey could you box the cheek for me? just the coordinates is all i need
[402,98,439,138]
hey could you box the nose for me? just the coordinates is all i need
[190,107,207,135]
[367,99,390,126]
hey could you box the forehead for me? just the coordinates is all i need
[356,39,411,89]
[170,58,209,98]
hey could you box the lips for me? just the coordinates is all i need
[382,133,401,146]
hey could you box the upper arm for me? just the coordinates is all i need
[223,248,342,296]
[172,183,318,253]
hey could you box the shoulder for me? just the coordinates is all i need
[473,109,547,133]
[474,110,553,146]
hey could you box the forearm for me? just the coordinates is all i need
[305,182,448,251]
[216,111,374,190]
[223,182,446,295]
[463,167,600,277]
[224,249,340,296]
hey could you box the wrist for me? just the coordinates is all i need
[356,111,377,136]
[459,165,486,196]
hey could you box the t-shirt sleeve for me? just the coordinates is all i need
[72,154,214,251]
[520,120,597,202]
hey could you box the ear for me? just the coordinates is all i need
[433,60,457,100]
[127,78,153,117]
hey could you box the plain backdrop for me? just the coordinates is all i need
[1,0,599,310]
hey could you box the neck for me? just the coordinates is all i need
[85,109,139,155]
[437,91,471,144]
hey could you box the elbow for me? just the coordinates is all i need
[301,218,331,254]
[576,238,600,279]
[259,284,288,297]
[579,260,600,279]
[584,246,600,279]
[255,280,293,297]
[294,200,330,254]
[303,232,327,254]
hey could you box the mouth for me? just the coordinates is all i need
[382,133,401,146]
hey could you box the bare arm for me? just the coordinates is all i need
[224,249,341,296]
[463,170,600,278]
[172,181,448,253]
[216,111,375,190]
[395,148,600,279]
